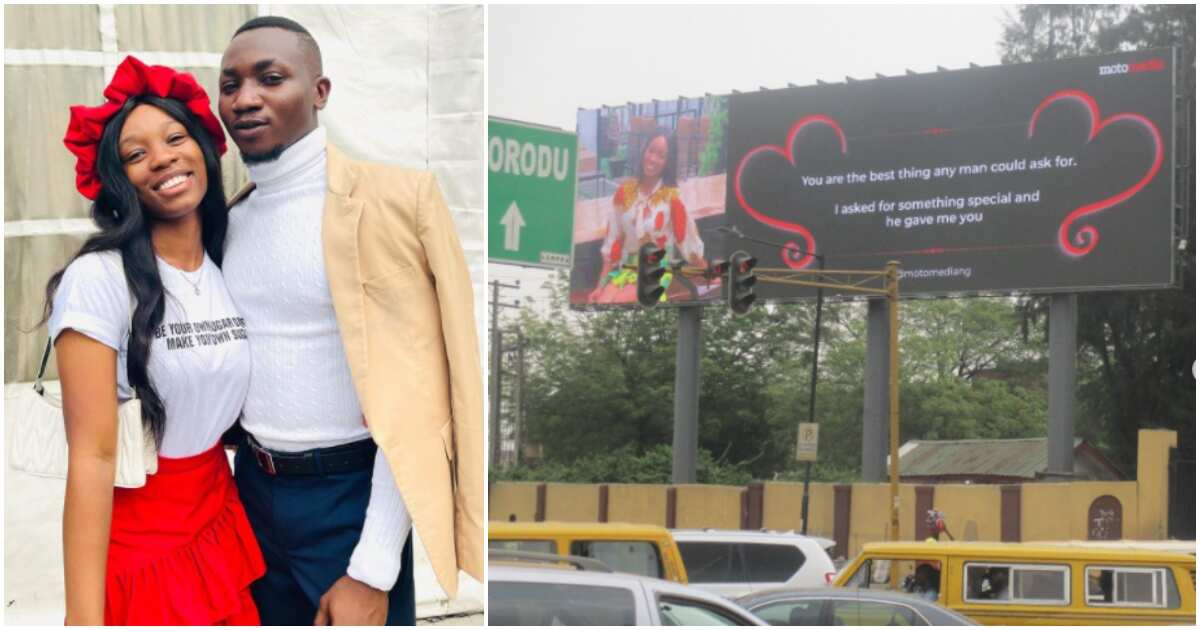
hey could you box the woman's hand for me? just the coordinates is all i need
[591,259,617,303]
[58,330,120,626]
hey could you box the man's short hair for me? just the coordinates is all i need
[233,15,323,74]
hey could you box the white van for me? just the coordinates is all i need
[671,529,839,598]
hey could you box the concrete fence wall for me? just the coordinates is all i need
[489,430,1180,561]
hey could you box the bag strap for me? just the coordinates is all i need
[37,289,140,401]
[33,338,52,395]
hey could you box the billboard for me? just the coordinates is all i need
[570,95,730,307]
[726,49,1176,298]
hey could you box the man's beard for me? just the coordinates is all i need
[240,143,286,164]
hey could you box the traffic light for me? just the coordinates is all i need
[709,258,730,279]
[727,250,757,314]
[637,242,667,307]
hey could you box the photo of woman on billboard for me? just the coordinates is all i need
[572,95,729,307]
[589,129,706,303]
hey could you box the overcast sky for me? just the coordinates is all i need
[487,4,1014,307]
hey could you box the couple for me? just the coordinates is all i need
[46,16,481,626]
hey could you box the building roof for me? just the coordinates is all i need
[897,437,1090,479]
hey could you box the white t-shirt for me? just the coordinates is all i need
[48,250,250,458]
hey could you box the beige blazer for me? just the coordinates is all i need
[231,144,483,598]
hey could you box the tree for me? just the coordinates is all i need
[504,272,1052,483]
[512,272,832,479]
[1000,4,1196,470]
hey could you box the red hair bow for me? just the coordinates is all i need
[63,55,227,200]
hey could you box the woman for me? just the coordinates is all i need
[45,56,263,625]
[589,128,706,304]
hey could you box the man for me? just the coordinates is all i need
[217,16,482,625]
[911,563,940,601]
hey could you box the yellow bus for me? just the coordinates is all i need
[488,521,689,584]
[834,541,1195,625]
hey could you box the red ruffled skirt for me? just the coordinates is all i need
[104,443,265,626]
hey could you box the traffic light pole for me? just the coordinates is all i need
[672,306,702,484]
[753,261,902,542]
[800,255,825,535]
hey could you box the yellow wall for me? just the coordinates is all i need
[608,483,668,527]
[762,482,835,538]
[1069,481,1139,540]
[1021,482,1139,541]
[488,430,1176,542]
[544,483,599,522]
[1136,429,1177,540]
[489,481,539,522]
[898,484,918,542]
[1021,483,1072,542]
[675,484,743,529]
[847,483,891,558]
[933,484,1001,542]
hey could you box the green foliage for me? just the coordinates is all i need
[1000,4,1196,471]
[491,444,752,485]
[505,272,1051,484]
[697,96,728,177]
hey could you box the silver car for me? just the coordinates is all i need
[735,588,979,626]
[489,561,768,625]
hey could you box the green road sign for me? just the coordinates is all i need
[488,118,577,268]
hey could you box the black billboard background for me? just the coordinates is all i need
[725,49,1176,299]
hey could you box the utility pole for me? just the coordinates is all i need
[489,279,520,466]
[515,331,526,466]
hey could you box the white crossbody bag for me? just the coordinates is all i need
[8,335,158,488]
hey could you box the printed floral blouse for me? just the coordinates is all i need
[601,180,705,273]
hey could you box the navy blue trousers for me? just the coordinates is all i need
[234,440,416,626]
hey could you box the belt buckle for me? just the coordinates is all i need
[254,444,277,475]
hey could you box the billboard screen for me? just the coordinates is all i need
[570,95,730,307]
[726,49,1176,298]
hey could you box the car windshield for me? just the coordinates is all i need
[846,558,943,602]
[570,540,664,578]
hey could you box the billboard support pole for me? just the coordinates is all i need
[862,299,890,482]
[672,306,702,484]
[1046,293,1078,478]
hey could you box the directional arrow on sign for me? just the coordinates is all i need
[501,201,526,252]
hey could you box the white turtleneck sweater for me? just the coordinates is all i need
[223,126,410,592]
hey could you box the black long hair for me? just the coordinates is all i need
[43,95,228,447]
[636,127,679,188]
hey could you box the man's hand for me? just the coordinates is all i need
[313,575,389,625]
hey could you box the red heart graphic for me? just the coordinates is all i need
[734,115,847,269]
[1028,89,1163,258]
